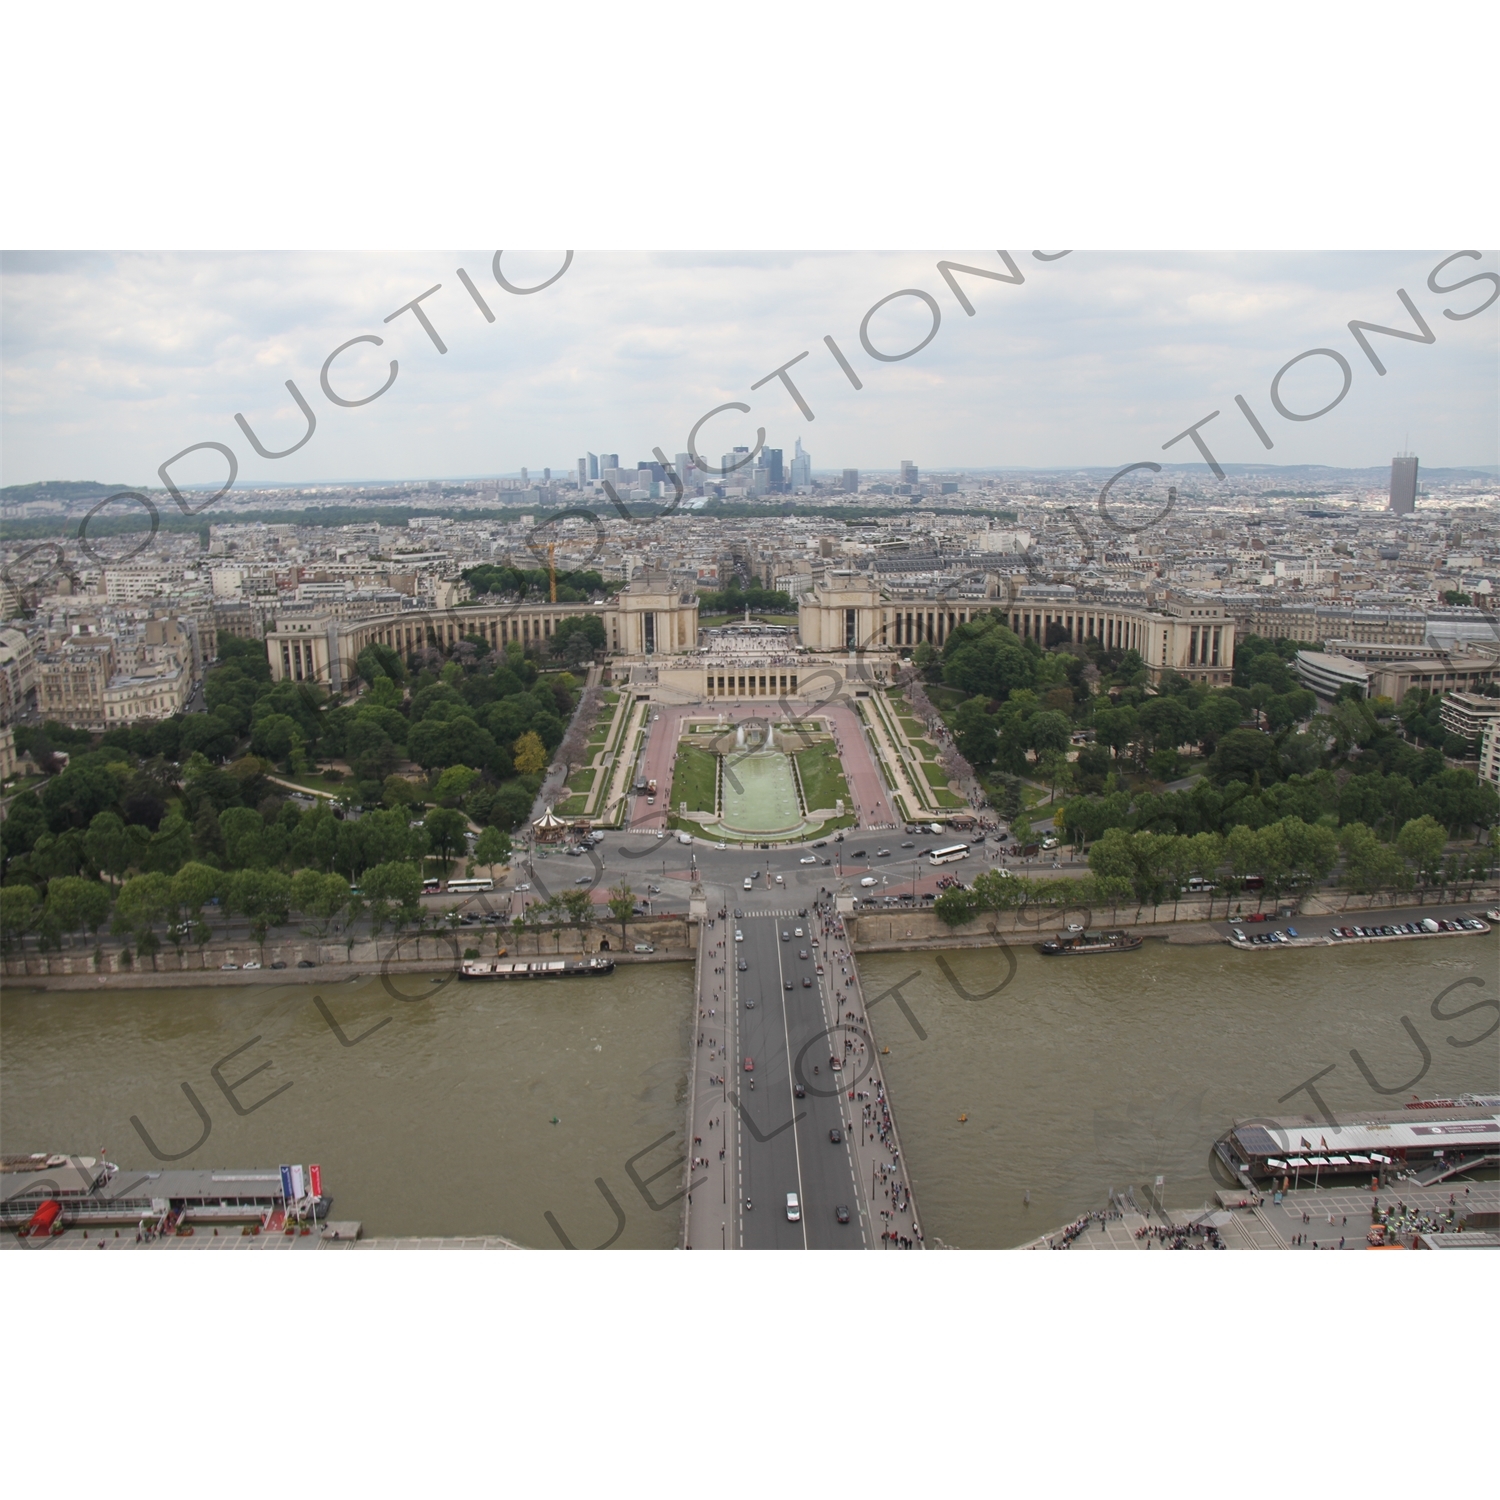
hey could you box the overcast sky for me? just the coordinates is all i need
[2,249,1496,490]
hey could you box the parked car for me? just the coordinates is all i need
[271,960,287,970]
[634,943,655,954]
[296,959,316,968]
[242,960,262,971]
[220,962,239,970]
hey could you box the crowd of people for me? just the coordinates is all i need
[1134,1220,1226,1249]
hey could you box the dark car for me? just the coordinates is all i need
[900,841,914,848]
[835,1204,851,1224]
[781,930,790,941]
[271,960,287,970]
[812,841,827,848]
[850,849,867,858]
[296,959,316,968]
[784,980,793,990]
[737,959,748,971]
[794,1084,806,1098]
[821,859,832,866]
[828,1127,843,1144]
[802,976,812,987]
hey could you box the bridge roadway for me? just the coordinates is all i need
[684,894,920,1250]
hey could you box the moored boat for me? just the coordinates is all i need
[1036,928,1142,956]
[458,956,615,980]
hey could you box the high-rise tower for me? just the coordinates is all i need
[1389,453,1418,515]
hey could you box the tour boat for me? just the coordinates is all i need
[457,956,615,981]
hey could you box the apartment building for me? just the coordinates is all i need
[36,639,116,726]
[0,626,36,724]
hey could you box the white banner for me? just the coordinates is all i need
[291,1164,305,1200]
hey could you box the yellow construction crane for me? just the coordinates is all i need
[547,541,557,602]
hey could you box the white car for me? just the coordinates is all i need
[799,855,816,864]
[774,874,783,884]
[514,883,531,892]
[859,876,878,887]
[242,960,262,971]
[655,829,664,839]
[785,1192,801,1223]
[716,843,727,851]
[735,930,744,942]
[743,877,753,889]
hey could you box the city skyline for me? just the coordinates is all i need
[3,250,1497,491]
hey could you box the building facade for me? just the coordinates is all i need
[264,572,700,687]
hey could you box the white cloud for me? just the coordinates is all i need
[2,249,1496,487]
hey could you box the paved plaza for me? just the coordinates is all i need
[1029,1180,1498,1250]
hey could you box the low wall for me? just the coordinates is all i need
[1,918,696,984]
[847,887,1500,952]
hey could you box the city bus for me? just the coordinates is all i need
[446,877,495,894]
[928,844,971,866]
[422,878,442,894]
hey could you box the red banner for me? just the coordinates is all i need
[309,1164,322,1198]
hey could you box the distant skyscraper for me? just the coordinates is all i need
[578,457,588,485]
[673,452,692,489]
[587,452,599,480]
[1390,453,1418,515]
[599,453,619,474]
[763,448,784,490]
[842,469,859,493]
[899,459,918,486]
[790,437,812,490]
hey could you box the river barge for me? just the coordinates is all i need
[458,955,615,980]
[1036,928,1142,956]
[3,1154,330,1234]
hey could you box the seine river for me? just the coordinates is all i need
[860,934,1499,1248]
[4,936,1495,1248]
[1,965,695,1249]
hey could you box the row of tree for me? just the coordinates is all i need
[934,814,1494,927]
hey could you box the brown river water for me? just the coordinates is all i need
[3,936,1495,1248]
[1,965,695,1249]
[860,934,1499,1248]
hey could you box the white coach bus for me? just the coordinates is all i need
[928,844,971,866]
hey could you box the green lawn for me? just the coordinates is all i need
[555,794,589,816]
[565,766,597,795]
[670,743,719,813]
[795,742,851,812]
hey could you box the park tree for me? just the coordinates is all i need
[227,869,292,958]
[1396,815,1448,898]
[292,868,354,938]
[112,871,175,969]
[512,730,548,776]
[606,882,636,947]
[474,826,512,871]
[0,884,40,953]
[85,810,135,889]
[424,806,469,868]
[433,765,479,806]
[44,876,111,943]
